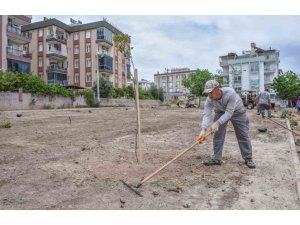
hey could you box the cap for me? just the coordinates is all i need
[203,80,220,93]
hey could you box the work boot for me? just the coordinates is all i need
[204,158,222,166]
[245,158,256,169]
[262,114,265,119]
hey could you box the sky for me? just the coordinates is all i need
[32,15,300,82]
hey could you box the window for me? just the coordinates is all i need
[38,42,43,52]
[115,61,118,70]
[176,88,180,92]
[176,81,180,86]
[162,82,166,87]
[162,76,166,80]
[38,29,43,37]
[74,45,79,54]
[74,32,79,40]
[169,83,173,88]
[168,76,173,81]
[250,62,259,73]
[38,58,43,67]
[75,73,80,83]
[85,73,92,82]
[182,74,186,79]
[85,44,91,53]
[85,58,91,68]
[169,88,173,92]
[74,59,79,68]
[176,75,180,79]
[85,31,91,38]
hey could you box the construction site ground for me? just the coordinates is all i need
[0,106,300,210]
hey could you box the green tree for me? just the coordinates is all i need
[182,69,212,105]
[271,71,300,104]
[92,77,113,98]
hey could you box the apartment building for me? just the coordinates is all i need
[219,42,280,93]
[0,15,32,73]
[139,79,152,90]
[154,68,196,100]
[22,18,130,88]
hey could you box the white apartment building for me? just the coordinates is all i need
[219,43,280,93]
[139,79,152,90]
[154,68,196,101]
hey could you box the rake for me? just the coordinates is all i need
[120,130,214,197]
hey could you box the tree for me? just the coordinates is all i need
[182,69,212,105]
[92,77,113,98]
[271,70,300,105]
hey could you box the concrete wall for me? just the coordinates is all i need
[0,92,162,110]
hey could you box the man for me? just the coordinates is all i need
[258,87,272,118]
[197,80,256,169]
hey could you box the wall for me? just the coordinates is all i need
[0,92,162,110]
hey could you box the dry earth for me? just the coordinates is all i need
[0,107,299,209]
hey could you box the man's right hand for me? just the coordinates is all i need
[197,129,207,143]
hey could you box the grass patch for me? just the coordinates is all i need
[0,122,11,128]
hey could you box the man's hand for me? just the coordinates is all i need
[197,129,206,143]
[211,121,221,133]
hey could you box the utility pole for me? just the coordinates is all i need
[96,53,100,103]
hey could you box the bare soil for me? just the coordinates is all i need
[0,107,299,209]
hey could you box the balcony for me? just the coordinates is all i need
[231,70,242,75]
[46,49,67,59]
[264,68,276,73]
[7,24,31,43]
[47,65,67,73]
[6,47,31,63]
[46,33,67,44]
[264,55,279,62]
[96,35,113,47]
[220,61,229,67]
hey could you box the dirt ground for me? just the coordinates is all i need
[0,106,300,210]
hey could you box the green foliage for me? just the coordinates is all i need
[111,88,126,98]
[271,71,300,100]
[290,119,298,127]
[78,89,99,107]
[182,69,212,97]
[30,98,36,106]
[149,84,164,102]
[43,104,54,110]
[280,109,290,118]
[0,70,74,98]
[113,34,133,60]
[127,85,135,98]
[0,122,11,128]
[139,88,152,99]
[92,77,113,98]
[214,75,224,86]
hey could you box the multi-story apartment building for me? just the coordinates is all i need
[219,42,280,93]
[154,68,196,100]
[0,15,32,73]
[139,79,152,90]
[21,18,130,88]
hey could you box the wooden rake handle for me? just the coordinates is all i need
[136,130,214,188]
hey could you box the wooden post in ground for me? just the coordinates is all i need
[134,68,143,164]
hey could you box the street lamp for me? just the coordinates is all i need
[96,53,100,103]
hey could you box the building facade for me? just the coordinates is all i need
[0,15,32,73]
[154,68,196,101]
[22,18,130,88]
[219,42,280,93]
[139,79,152,90]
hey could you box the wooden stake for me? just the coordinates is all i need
[134,69,143,164]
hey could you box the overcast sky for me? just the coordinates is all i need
[32,15,300,82]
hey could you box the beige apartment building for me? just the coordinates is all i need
[154,68,196,101]
[0,15,32,73]
[21,18,130,88]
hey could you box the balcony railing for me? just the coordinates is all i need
[47,65,67,73]
[97,51,112,57]
[7,47,30,57]
[7,24,31,38]
[47,49,67,57]
[46,33,67,43]
[264,68,276,73]
[96,35,113,46]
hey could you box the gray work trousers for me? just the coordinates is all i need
[259,104,272,117]
[212,111,253,161]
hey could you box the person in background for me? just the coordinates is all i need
[197,80,256,169]
[258,87,272,118]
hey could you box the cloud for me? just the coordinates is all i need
[33,15,300,81]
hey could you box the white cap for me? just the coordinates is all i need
[203,80,220,93]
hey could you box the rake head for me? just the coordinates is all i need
[120,179,143,197]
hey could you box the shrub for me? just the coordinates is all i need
[0,122,11,128]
